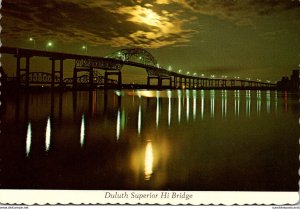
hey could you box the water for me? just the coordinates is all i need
[0,90,299,191]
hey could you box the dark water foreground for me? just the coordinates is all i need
[0,90,299,191]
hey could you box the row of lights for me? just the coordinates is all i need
[29,37,274,83]
[164,65,272,83]
[29,37,88,55]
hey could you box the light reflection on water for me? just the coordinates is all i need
[178,90,182,123]
[210,90,215,118]
[80,114,85,147]
[156,91,160,127]
[25,122,32,157]
[144,141,153,181]
[45,116,51,152]
[1,89,299,190]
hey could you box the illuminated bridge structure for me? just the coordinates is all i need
[17,71,117,86]
[1,46,276,90]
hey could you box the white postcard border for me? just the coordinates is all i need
[0,190,298,205]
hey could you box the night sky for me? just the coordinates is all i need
[1,0,300,83]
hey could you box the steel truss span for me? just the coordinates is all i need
[108,48,157,66]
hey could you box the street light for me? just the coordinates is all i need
[46,41,53,51]
[29,37,35,49]
[193,73,197,76]
[168,66,172,71]
[178,69,182,73]
[201,74,205,77]
[82,45,88,55]
[186,72,190,75]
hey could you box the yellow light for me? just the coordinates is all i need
[144,141,153,180]
[80,114,85,147]
[26,122,32,157]
[45,117,51,152]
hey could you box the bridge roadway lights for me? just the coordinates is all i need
[15,55,31,88]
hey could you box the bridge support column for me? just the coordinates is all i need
[104,71,122,89]
[221,80,227,88]
[50,58,65,89]
[118,72,122,89]
[73,68,78,89]
[147,76,159,88]
[174,76,177,88]
[208,80,212,88]
[89,68,94,90]
[205,79,208,88]
[158,77,162,89]
[241,81,245,88]
[15,56,30,88]
[216,80,219,87]
[231,80,235,87]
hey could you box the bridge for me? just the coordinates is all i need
[0,46,276,90]
[15,71,117,87]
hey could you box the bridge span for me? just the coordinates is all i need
[1,46,276,90]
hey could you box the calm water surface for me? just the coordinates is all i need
[0,90,299,191]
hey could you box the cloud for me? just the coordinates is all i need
[1,0,197,48]
[155,0,300,25]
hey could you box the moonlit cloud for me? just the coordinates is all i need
[157,0,300,25]
[1,0,196,48]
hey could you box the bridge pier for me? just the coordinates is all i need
[215,80,220,87]
[147,76,159,88]
[159,77,172,89]
[241,81,245,88]
[174,76,177,88]
[105,71,122,89]
[188,78,191,89]
[16,55,31,88]
[221,80,227,88]
[231,80,235,87]
[73,67,94,90]
[50,58,65,88]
